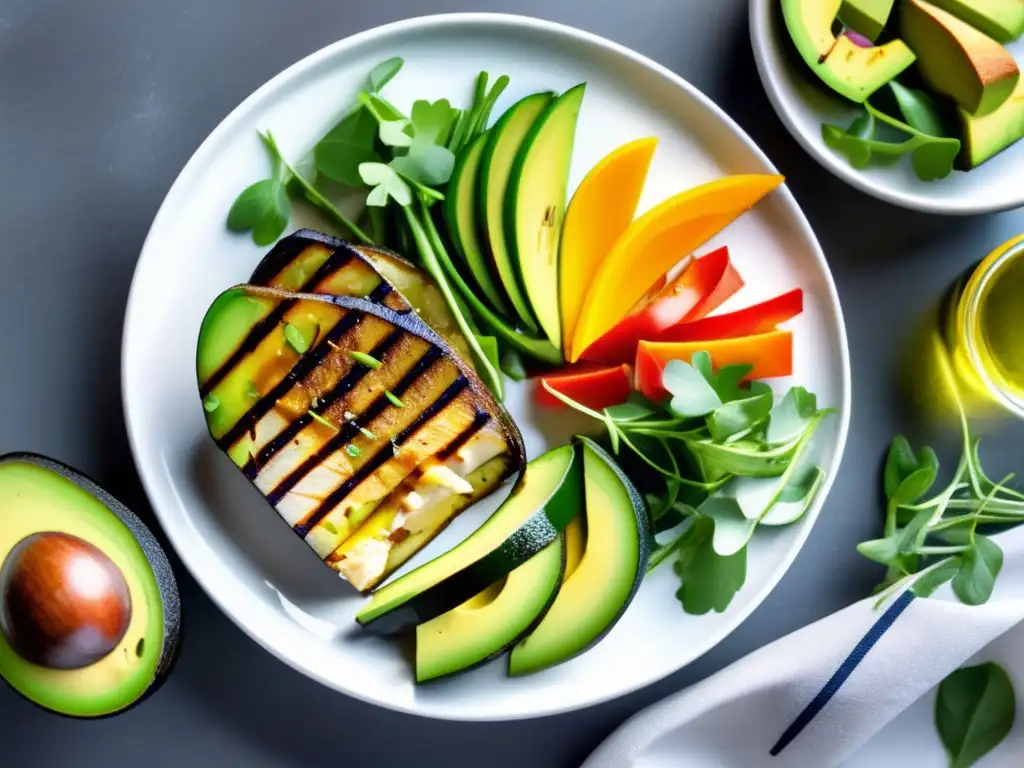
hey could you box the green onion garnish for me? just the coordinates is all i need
[309,410,338,431]
[359,427,377,440]
[346,444,361,458]
[284,323,309,354]
[203,394,220,413]
[385,391,404,408]
[351,351,383,369]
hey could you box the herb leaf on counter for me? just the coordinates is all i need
[935,663,1015,768]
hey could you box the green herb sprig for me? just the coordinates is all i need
[822,82,961,181]
[861,333,1023,607]
[544,351,833,615]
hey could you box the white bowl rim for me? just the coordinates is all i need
[748,0,1024,216]
[121,11,853,720]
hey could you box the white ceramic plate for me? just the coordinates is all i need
[122,13,851,720]
[750,0,1024,215]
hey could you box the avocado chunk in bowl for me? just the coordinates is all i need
[0,454,180,718]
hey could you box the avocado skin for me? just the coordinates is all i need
[0,452,181,719]
[357,443,581,637]
[415,536,567,685]
[508,437,651,676]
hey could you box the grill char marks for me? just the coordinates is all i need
[199,247,356,397]
[261,344,445,504]
[291,376,470,537]
[239,329,407,480]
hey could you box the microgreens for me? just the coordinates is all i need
[862,332,1024,608]
[308,410,338,431]
[385,391,404,408]
[544,351,833,615]
[350,350,383,369]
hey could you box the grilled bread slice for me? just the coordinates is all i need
[196,285,524,592]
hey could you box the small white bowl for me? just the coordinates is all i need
[749,0,1024,214]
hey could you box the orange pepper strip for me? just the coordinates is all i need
[655,289,804,343]
[579,246,743,364]
[535,363,633,411]
[634,331,793,401]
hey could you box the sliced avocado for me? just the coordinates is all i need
[195,285,524,592]
[356,442,583,635]
[926,0,1024,44]
[415,536,564,682]
[445,132,512,318]
[839,0,896,40]
[0,454,179,717]
[478,92,554,332]
[902,0,1020,116]
[958,78,1024,168]
[509,437,650,677]
[782,0,916,103]
[507,84,586,351]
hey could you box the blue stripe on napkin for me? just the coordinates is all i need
[770,590,917,757]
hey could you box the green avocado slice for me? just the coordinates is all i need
[356,442,582,635]
[446,132,512,318]
[478,92,554,332]
[0,454,179,718]
[926,0,1024,44]
[415,536,564,683]
[958,78,1024,168]
[509,437,650,676]
[507,84,586,351]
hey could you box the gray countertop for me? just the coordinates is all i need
[2,0,1023,765]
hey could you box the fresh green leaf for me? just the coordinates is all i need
[390,145,456,187]
[762,466,825,525]
[952,536,1003,605]
[935,662,1015,768]
[411,99,456,144]
[368,57,403,92]
[887,442,939,506]
[314,107,380,186]
[379,119,413,148]
[283,323,309,354]
[911,140,962,182]
[849,109,876,140]
[767,386,817,444]
[499,347,527,381]
[708,393,773,443]
[702,496,756,556]
[202,394,220,413]
[884,435,920,498]
[709,364,756,403]
[778,462,820,503]
[858,508,933,565]
[673,515,747,614]
[663,359,722,417]
[911,558,963,598]
[227,178,290,245]
[889,81,946,137]
[359,162,412,207]
[605,394,658,423]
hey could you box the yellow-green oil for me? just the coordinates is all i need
[945,234,1024,418]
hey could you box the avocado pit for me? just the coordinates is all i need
[0,532,132,670]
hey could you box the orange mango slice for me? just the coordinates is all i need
[559,138,658,356]
[569,173,785,362]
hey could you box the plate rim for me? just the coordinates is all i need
[121,11,853,720]
[748,0,1024,216]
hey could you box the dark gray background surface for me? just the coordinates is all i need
[2,0,1023,765]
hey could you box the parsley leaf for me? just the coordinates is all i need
[359,162,412,207]
[663,359,722,417]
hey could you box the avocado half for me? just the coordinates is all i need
[509,436,651,677]
[196,280,525,593]
[0,453,180,718]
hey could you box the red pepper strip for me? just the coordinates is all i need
[634,331,793,401]
[579,246,743,365]
[653,288,803,343]
[535,363,633,411]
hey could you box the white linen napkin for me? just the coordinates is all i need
[583,527,1024,768]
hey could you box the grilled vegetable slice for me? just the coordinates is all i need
[195,285,524,592]
[248,229,474,364]
[356,443,583,636]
